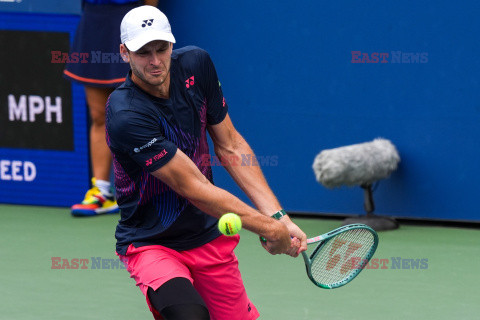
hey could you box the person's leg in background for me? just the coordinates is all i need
[71,86,119,217]
[64,2,141,216]
[86,86,113,184]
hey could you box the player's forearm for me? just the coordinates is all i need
[186,180,284,239]
[214,136,281,216]
[151,150,283,239]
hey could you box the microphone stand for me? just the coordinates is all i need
[342,183,399,231]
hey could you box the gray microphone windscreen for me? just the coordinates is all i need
[313,138,400,188]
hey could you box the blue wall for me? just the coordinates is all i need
[0,0,80,15]
[1,1,477,220]
[162,1,480,221]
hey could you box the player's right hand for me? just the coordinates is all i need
[259,221,292,255]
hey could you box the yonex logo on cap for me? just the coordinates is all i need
[142,19,154,28]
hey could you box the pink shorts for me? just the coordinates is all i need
[117,234,259,320]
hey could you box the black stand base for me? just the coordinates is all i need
[342,214,399,231]
[341,184,399,231]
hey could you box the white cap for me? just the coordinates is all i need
[120,5,176,52]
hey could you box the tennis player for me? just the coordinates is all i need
[107,6,307,320]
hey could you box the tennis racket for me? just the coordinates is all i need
[301,223,378,289]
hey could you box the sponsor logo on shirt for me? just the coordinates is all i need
[145,149,168,167]
[185,76,194,88]
[134,138,157,153]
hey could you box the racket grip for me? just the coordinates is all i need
[260,236,296,242]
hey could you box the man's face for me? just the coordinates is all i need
[121,40,173,88]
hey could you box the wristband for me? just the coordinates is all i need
[271,209,287,220]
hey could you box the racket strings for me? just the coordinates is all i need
[309,229,375,286]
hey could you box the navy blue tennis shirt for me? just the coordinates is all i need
[106,46,228,255]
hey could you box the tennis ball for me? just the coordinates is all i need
[218,213,242,236]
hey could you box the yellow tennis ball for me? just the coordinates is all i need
[218,213,242,236]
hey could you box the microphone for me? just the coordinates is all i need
[312,138,400,188]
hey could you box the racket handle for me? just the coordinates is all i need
[260,236,297,243]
